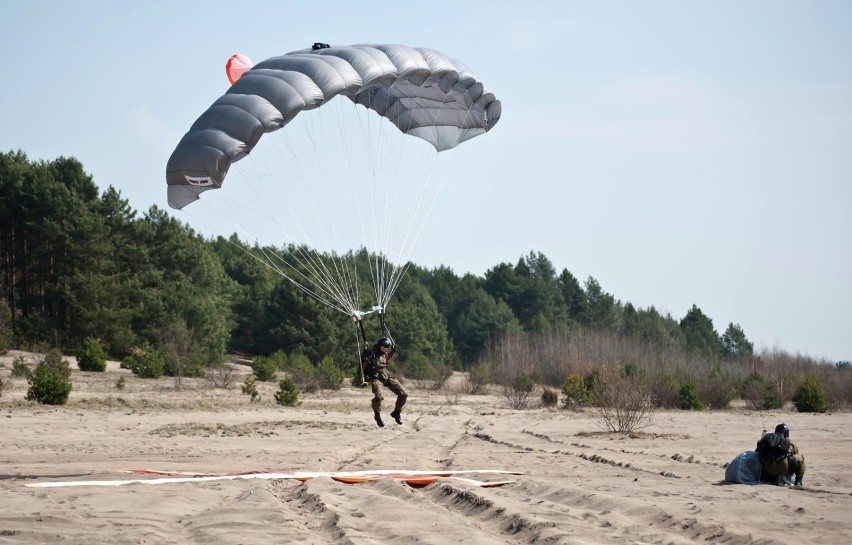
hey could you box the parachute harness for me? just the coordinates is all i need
[353,307,394,385]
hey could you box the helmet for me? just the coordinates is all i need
[775,423,789,437]
[377,337,393,349]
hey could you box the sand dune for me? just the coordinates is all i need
[1,351,850,544]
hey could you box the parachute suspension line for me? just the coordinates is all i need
[215,229,354,316]
[392,94,480,263]
[266,97,394,318]
[354,87,435,310]
[232,162,359,317]
[357,88,476,310]
[345,89,396,312]
[223,124,364,317]
[181,195,354,317]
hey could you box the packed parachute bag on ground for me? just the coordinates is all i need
[724,450,763,485]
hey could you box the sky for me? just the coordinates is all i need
[1,1,850,362]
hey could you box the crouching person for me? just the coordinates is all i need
[756,423,806,487]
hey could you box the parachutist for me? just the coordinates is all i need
[360,337,407,427]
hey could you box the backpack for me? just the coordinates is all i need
[361,349,378,379]
[756,432,790,462]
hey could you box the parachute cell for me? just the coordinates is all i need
[166,44,501,210]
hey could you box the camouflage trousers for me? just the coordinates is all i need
[762,453,806,485]
[370,375,408,414]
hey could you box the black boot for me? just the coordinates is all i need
[390,409,402,425]
[374,413,384,427]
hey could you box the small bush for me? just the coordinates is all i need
[589,368,653,433]
[697,373,737,410]
[760,385,784,410]
[541,387,558,407]
[207,363,237,389]
[792,375,828,413]
[647,373,680,409]
[622,362,644,378]
[11,356,31,379]
[41,349,72,379]
[678,380,703,411]
[241,375,260,402]
[77,337,107,372]
[399,352,434,380]
[26,361,72,405]
[274,377,299,406]
[252,355,279,382]
[165,358,206,379]
[316,356,344,390]
[115,376,126,390]
[124,344,165,379]
[561,373,590,410]
[286,353,317,391]
[502,371,537,409]
[467,363,491,395]
[743,374,783,410]
[742,372,765,409]
[584,368,604,399]
[428,362,454,391]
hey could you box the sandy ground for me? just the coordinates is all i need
[1,350,850,545]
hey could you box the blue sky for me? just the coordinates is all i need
[2,1,850,362]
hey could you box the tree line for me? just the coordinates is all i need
[1,151,849,409]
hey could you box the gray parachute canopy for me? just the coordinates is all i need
[166,43,501,210]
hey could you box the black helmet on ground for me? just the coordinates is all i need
[775,423,790,437]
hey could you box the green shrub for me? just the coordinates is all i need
[11,356,31,379]
[124,344,165,379]
[241,375,260,402]
[316,356,344,390]
[792,375,828,413]
[274,377,299,406]
[251,355,279,382]
[26,361,72,405]
[286,353,317,391]
[42,349,72,379]
[77,337,107,372]
[561,373,590,410]
[760,385,784,410]
[398,352,434,380]
[678,380,703,411]
[115,376,126,390]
